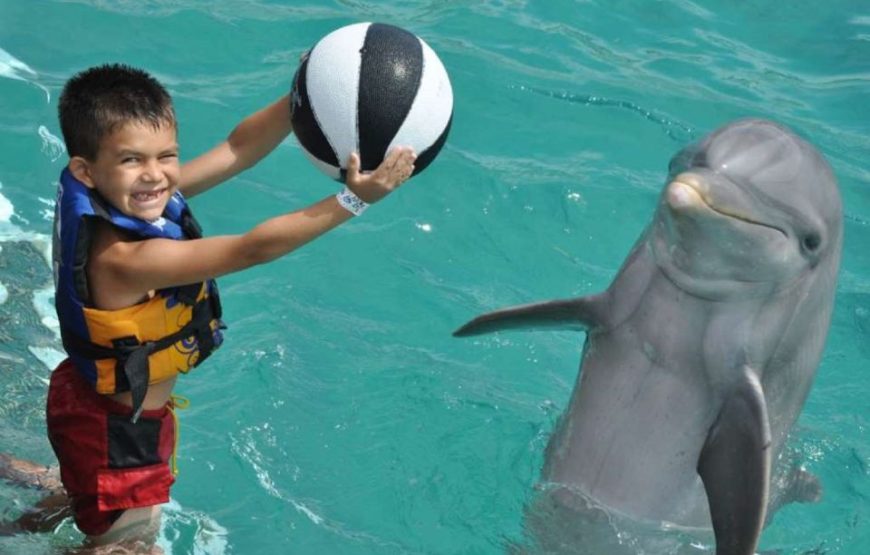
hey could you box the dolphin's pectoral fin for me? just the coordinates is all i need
[452,295,607,337]
[768,466,822,518]
[697,368,772,555]
[782,467,822,504]
[761,464,823,528]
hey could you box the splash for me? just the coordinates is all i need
[0,181,60,373]
[0,184,13,226]
[32,279,59,336]
[157,498,230,555]
[0,47,37,81]
[0,182,53,258]
[38,126,66,162]
[0,47,50,102]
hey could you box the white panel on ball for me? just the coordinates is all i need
[388,38,453,154]
[300,148,342,180]
[305,22,369,170]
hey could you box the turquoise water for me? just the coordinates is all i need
[1,1,869,553]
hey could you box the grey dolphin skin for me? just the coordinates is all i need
[454,119,842,555]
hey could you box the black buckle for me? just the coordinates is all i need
[111,335,141,354]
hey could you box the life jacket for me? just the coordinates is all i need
[53,168,225,421]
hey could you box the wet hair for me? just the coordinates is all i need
[58,63,176,160]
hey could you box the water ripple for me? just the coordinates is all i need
[158,67,292,105]
[229,424,419,553]
[59,0,342,21]
[515,85,697,143]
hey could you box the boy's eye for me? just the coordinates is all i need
[160,153,178,160]
[121,157,139,164]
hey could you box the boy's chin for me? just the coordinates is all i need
[127,197,170,221]
[120,204,167,222]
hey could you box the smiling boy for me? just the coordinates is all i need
[42,63,415,548]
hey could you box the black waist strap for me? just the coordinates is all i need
[61,297,223,423]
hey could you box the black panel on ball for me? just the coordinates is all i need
[290,56,340,169]
[358,23,423,172]
[413,113,452,176]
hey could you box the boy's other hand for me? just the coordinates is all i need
[345,147,417,204]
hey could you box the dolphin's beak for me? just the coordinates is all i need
[666,173,709,211]
[666,173,787,236]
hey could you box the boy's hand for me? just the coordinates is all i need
[345,147,417,203]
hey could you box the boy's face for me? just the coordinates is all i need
[77,120,180,222]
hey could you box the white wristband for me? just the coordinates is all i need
[336,186,369,216]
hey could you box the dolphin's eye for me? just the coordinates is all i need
[802,233,821,252]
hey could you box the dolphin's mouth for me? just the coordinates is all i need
[668,177,787,237]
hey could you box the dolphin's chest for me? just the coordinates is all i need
[544,289,735,526]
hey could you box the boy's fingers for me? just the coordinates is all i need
[345,148,416,196]
[387,147,416,180]
[380,149,401,173]
[345,152,361,182]
[399,151,416,180]
[386,146,414,162]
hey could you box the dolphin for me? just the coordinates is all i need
[454,119,842,555]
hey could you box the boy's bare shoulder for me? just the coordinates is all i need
[88,218,141,261]
[86,219,156,310]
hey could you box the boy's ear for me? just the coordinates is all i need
[68,157,96,189]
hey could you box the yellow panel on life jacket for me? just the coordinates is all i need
[82,282,215,394]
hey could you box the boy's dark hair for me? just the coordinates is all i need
[58,63,176,160]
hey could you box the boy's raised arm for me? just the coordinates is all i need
[95,147,416,298]
[179,94,293,198]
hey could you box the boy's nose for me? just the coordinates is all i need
[141,159,162,182]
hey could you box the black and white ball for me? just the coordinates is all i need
[290,22,453,180]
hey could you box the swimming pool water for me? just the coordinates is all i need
[1,1,869,553]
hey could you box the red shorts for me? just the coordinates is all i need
[46,359,176,536]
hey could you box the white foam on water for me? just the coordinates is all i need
[32,286,59,338]
[27,347,64,376]
[37,196,56,222]
[1,181,60,375]
[0,183,53,264]
[0,350,24,364]
[0,47,50,102]
[0,46,37,80]
[0,183,13,225]
[38,125,65,161]
[157,498,230,555]
[33,234,51,268]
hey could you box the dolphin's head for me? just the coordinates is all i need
[651,119,842,299]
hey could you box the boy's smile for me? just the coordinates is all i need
[76,121,180,222]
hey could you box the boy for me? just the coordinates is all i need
[39,63,415,548]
